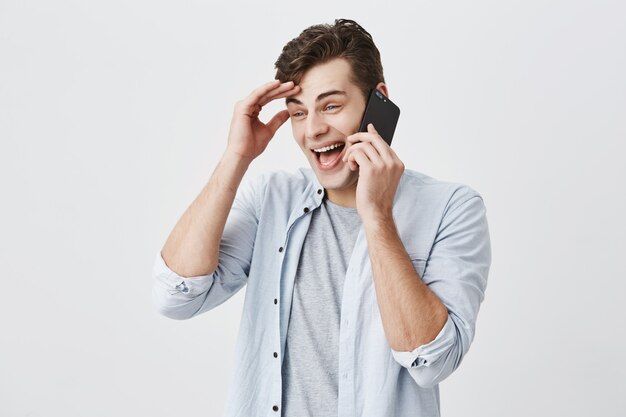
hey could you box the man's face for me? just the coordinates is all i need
[285,58,367,199]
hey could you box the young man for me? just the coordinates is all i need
[152,19,491,417]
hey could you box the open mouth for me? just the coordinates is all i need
[312,142,346,167]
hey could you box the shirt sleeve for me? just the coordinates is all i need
[390,189,492,388]
[151,174,263,320]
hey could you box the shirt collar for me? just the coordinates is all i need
[284,168,326,228]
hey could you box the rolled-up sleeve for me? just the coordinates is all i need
[152,252,215,319]
[391,190,491,388]
[151,174,264,320]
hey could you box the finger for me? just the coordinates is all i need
[241,80,293,111]
[344,140,382,163]
[266,109,291,136]
[245,103,262,119]
[347,149,373,171]
[347,125,382,144]
[259,84,300,107]
[256,80,296,103]
[346,147,372,165]
[365,123,394,162]
[347,124,393,162]
[240,82,295,117]
[343,142,367,162]
[256,81,296,105]
[247,80,282,102]
[346,131,368,143]
[346,142,382,167]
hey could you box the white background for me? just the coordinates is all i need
[1,1,625,416]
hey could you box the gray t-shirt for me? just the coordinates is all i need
[281,197,362,416]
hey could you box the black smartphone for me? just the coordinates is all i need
[358,88,401,145]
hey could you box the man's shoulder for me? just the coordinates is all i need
[248,167,315,188]
[240,167,317,200]
[399,169,485,209]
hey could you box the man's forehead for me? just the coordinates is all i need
[286,58,358,105]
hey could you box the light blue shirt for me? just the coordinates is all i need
[152,167,491,417]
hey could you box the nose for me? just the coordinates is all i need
[305,111,329,141]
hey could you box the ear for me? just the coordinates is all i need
[375,82,390,98]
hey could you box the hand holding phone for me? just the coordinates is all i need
[358,88,401,146]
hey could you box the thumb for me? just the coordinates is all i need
[267,109,290,136]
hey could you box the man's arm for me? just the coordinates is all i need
[161,153,250,278]
[363,217,449,351]
[344,123,446,350]
[159,80,300,278]
[364,194,490,389]
[344,124,491,388]
[152,81,300,320]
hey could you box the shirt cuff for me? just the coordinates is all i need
[153,251,214,296]
[390,314,456,368]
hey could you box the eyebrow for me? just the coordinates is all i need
[285,90,347,106]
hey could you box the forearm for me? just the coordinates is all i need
[161,151,251,278]
[364,215,449,351]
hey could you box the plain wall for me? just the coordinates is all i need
[1,1,624,416]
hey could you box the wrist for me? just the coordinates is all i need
[361,208,395,229]
[222,149,254,169]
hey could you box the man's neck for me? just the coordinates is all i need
[325,188,357,208]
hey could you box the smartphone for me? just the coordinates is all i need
[358,88,401,146]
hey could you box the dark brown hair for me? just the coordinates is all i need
[274,19,385,101]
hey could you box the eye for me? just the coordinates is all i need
[325,104,340,111]
[291,111,305,118]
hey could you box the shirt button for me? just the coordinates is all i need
[273,352,278,358]
[272,405,279,412]
[303,207,309,213]
[278,246,284,252]
[317,189,323,194]
[274,298,278,304]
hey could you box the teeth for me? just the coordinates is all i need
[313,143,344,153]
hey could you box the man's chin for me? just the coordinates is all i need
[313,165,358,192]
